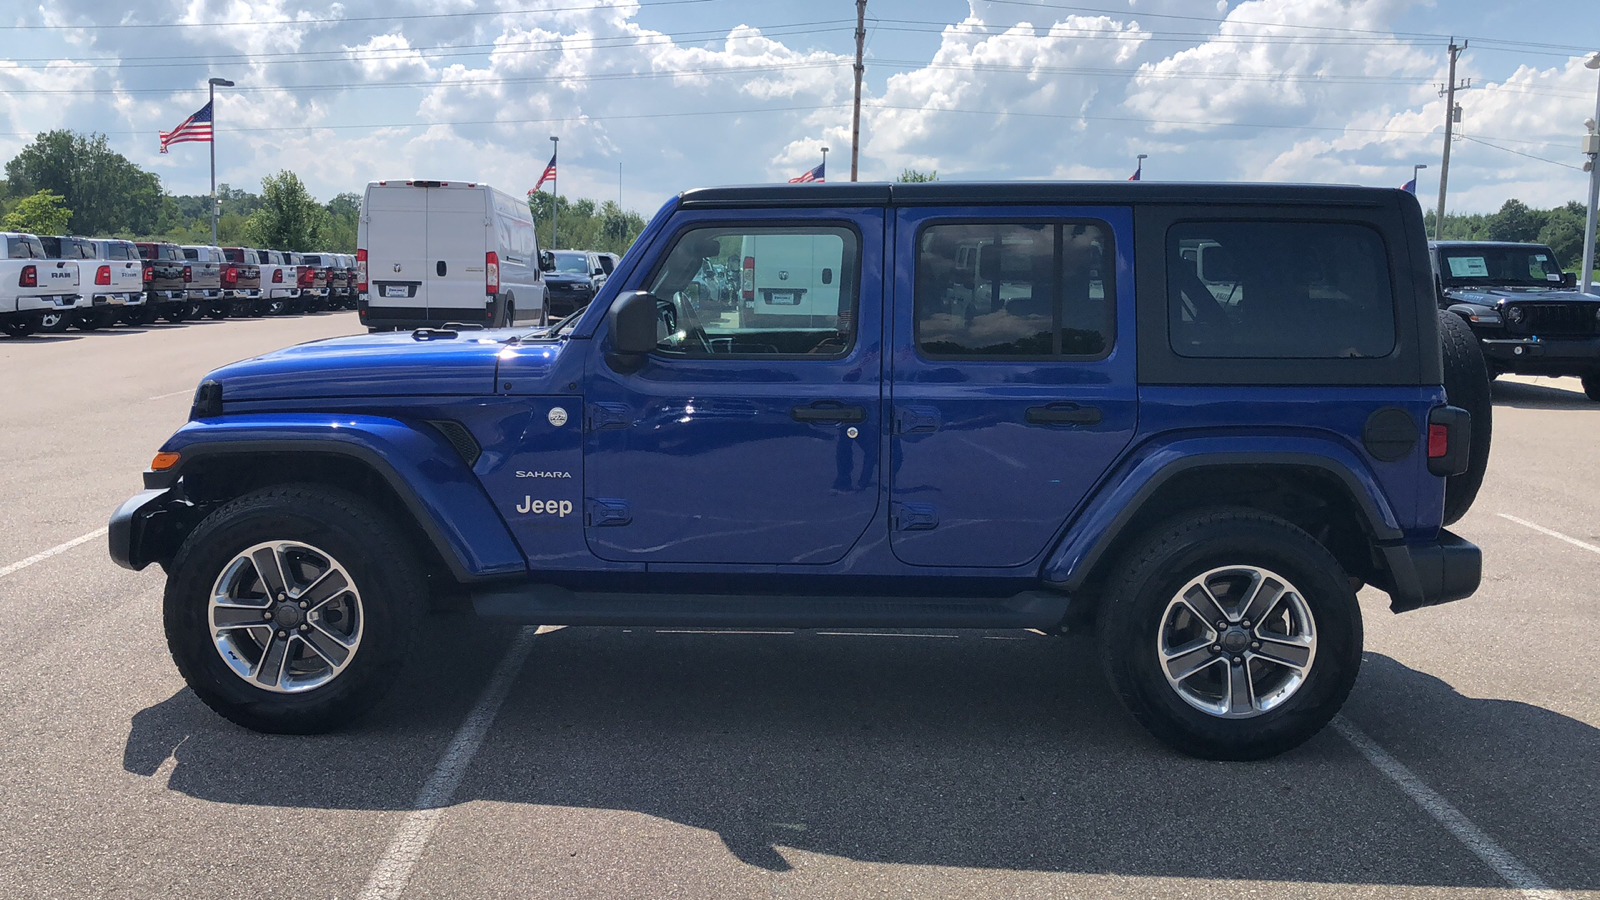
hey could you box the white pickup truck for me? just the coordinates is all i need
[1,232,80,338]
[84,238,144,329]
[255,248,303,315]
[37,235,94,333]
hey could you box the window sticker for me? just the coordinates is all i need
[1448,256,1489,277]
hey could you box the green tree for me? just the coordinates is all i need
[528,192,647,255]
[1486,199,1545,244]
[896,168,939,182]
[243,170,325,251]
[4,130,162,234]
[2,189,72,234]
[321,192,361,252]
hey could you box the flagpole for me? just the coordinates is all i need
[550,135,559,251]
[207,77,234,246]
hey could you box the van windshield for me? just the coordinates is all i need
[552,252,590,274]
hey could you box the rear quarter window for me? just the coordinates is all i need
[1167,221,1395,359]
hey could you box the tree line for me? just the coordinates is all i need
[1426,200,1598,274]
[1,129,651,256]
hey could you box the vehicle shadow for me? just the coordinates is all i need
[1491,378,1596,410]
[124,626,1600,890]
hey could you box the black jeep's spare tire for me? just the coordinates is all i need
[1438,310,1491,526]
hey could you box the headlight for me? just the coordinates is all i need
[1506,305,1525,325]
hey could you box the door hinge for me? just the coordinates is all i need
[891,502,939,531]
[586,498,632,527]
[894,406,940,434]
[588,402,632,431]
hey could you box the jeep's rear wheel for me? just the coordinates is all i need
[1439,310,1492,525]
[1099,508,1362,760]
[164,485,425,733]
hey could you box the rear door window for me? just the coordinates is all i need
[1167,221,1395,359]
[914,221,1113,358]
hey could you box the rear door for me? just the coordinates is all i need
[887,206,1138,568]
[365,185,428,321]
[426,186,489,322]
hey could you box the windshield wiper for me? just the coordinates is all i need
[551,305,588,336]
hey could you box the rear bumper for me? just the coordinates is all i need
[1380,529,1482,613]
[358,298,496,330]
[18,294,80,312]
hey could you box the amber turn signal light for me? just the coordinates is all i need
[150,452,181,471]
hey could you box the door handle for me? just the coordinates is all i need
[791,403,867,423]
[1025,404,1102,425]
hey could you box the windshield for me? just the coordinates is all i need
[1439,246,1566,288]
[553,253,590,275]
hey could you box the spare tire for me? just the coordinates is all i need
[1439,310,1492,525]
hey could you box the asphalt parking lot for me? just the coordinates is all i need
[1,314,1596,900]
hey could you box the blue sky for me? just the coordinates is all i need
[2,0,1598,217]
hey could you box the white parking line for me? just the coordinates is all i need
[356,625,539,900]
[1499,514,1600,556]
[1333,718,1562,899]
[147,388,194,401]
[0,527,109,581]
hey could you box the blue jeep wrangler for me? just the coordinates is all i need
[110,183,1488,760]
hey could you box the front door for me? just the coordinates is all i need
[888,207,1138,568]
[583,210,885,565]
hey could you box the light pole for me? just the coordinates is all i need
[1412,163,1428,192]
[821,145,829,179]
[1135,153,1148,180]
[1581,53,1600,295]
[207,77,234,247]
[550,135,559,251]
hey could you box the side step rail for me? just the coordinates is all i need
[470,585,1072,630]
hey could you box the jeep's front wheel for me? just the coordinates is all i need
[1098,509,1362,760]
[164,485,425,733]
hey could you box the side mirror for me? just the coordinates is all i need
[606,291,660,372]
[1562,271,1578,289]
[539,251,555,272]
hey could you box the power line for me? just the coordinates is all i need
[1456,135,1586,171]
[0,0,725,30]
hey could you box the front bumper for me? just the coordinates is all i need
[1380,529,1482,613]
[109,487,194,571]
[1479,336,1600,374]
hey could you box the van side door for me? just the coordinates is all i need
[887,206,1138,568]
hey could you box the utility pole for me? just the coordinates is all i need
[1434,40,1469,240]
[1581,52,1600,295]
[850,0,865,182]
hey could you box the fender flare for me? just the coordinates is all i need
[141,414,526,581]
[1040,437,1405,591]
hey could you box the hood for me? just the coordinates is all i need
[207,329,535,402]
[1443,286,1600,306]
[544,271,593,285]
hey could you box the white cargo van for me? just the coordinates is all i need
[358,180,546,331]
[738,231,847,329]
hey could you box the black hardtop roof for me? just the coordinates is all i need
[677,181,1404,209]
[1431,240,1557,249]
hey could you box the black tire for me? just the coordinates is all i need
[1438,310,1492,526]
[1098,508,1362,760]
[38,310,71,334]
[163,484,426,734]
[1,319,38,337]
[503,299,516,328]
[1582,373,1600,402]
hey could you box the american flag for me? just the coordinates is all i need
[533,153,557,191]
[789,162,825,184]
[160,101,213,153]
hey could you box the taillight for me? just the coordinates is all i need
[95,265,111,286]
[297,266,313,287]
[1427,423,1448,458]
[356,249,367,292]
[272,268,283,283]
[19,265,37,288]
[741,256,755,300]
[183,265,192,283]
[485,251,500,295]
[1426,406,1471,477]
[143,267,153,283]
[223,266,238,284]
